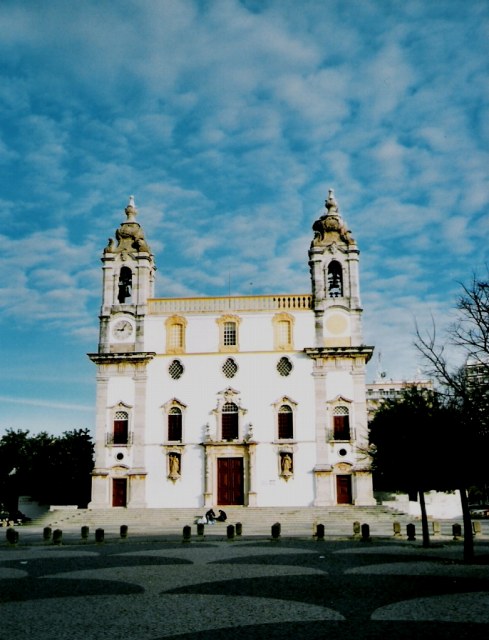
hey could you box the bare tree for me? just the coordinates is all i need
[415,268,489,563]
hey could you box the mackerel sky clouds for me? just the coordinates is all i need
[1,0,488,435]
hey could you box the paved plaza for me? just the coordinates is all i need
[1,533,489,640]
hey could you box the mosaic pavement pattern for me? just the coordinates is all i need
[1,539,489,639]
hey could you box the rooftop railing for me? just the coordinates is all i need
[148,294,312,314]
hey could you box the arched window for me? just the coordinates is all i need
[222,402,239,440]
[278,405,294,439]
[333,406,350,440]
[168,407,182,442]
[118,267,133,303]
[327,261,343,298]
[113,411,129,445]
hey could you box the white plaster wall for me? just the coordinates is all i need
[379,491,463,519]
[144,309,315,354]
[139,309,318,506]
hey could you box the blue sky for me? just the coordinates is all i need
[1,0,488,436]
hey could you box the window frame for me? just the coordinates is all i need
[217,315,241,352]
[272,312,295,350]
[163,399,187,443]
[165,315,187,354]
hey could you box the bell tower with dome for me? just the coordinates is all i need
[98,195,156,354]
[88,197,156,509]
[306,189,375,506]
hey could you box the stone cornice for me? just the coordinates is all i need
[88,352,156,365]
[304,345,374,363]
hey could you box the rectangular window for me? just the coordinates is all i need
[168,412,182,442]
[169,323,183,349]
[278,320,291,346]
[333,415,350,440]
[113,419,128,445]
[223,322,237,346]
[222,413,238,440]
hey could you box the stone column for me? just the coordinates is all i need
[203,446,213,507]
[247,443,257,506]
[89,369,110,508]
[127,364,148,507]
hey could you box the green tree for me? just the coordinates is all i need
[0,428,94,512]
[369,387,457,548]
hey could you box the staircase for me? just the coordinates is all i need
[29,505,414,538]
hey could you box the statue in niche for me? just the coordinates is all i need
[169,453,180,478]
[281,453,293,476]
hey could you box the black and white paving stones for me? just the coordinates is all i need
[1,537,489,639]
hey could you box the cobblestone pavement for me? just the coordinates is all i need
[1,536,489,640]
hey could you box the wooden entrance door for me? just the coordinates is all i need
[112,478,127,507]
[217,458,244,505]
[336,475,352,504]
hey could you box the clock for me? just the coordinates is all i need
[112,319,134,340]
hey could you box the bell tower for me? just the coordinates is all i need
[309,189,363,347]
[88,197,156,509]
[306,189,375,507]
[98,196,155,353]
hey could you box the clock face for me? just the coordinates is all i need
[112,319,134,340]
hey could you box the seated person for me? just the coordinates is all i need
[205,508,216,524]
[216,509,227,522]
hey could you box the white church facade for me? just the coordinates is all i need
[88,191,376,509]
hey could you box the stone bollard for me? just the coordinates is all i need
[6,528,19,545]
[95,528,105,544]
[43,526,52,542]
[53,529,63,545]
[361,523,371,542]
[316,523,325,540]
[271,522,281,540]
[81,526,89,540]
[182,525,191,543]
[432,521,441,536]
[197,522,205,536]
[472,520,481,537]
[235,522,242,536]
[406,523,416,541]
[393,522,402,538]
[120,525,128,539]
[227,524,235,540]
[353,521,361,538]
[452,523,462,541]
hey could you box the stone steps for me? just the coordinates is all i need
[30,505,414,537]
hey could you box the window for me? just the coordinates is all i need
[223,322,236,346]
[278,405,294,439]
[277,356,293,377]
[113,411,129,445]
[217,315,241,352]
[168,407,182,442]
[222,402,239,440]
[333,406,350,440]
[166,316,187,354]
[222,357,238,378]
[169,360,184,379]
[273,312,294,350]
[327,260,343,298]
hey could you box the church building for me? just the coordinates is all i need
[88,191,375,509]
